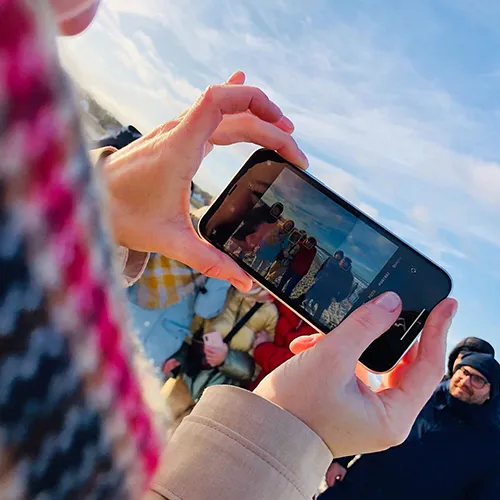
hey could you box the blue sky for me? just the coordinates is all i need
[59,0,500,355]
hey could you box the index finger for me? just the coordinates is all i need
[379,298,457,413]
[174,85,284,147]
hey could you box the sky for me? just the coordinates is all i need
[262,168,398,283]
[59,0,500,355]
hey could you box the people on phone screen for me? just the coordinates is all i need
[278,237,317,295]
[302,251,353,321]
[207,161,284,247]
[254,219,294,275]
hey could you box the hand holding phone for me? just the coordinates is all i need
[203,331,225,349]
[253,291,457,458]
[253,330,272,349]
[199,148,452,372]
[203,332,229,367]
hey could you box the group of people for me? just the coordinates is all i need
[246,213,358,324]
[128,244,317,430]
[300,250,355,322]
[1,2,487,499]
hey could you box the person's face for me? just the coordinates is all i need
[238,221,275,252]
[50,0,100,36]
[209,161,283,234]
[452,352,465,372]
[334,253,342,261]
[339,258,350,270]
[449,366,491,405]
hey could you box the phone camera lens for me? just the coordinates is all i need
[409,266,417,274]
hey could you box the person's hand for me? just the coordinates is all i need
[102,71,308,292]
[254,293,458,458]
[325,461,347,488]
[204,344,229,367]
[253,330,271,349]
[162,358,181,375]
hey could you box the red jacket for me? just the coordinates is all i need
[250,301,316,390]
[291,245,317,276]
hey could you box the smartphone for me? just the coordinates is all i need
[203,331,225,349]
[199,149,452,373]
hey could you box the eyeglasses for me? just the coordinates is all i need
[457,367,490,390]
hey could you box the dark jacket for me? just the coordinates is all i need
[311,259,354,303]
[319,382,500,500]
[291,245,317,276]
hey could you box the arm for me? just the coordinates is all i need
[194,278,231,319]
[145,386,332,500]
[218,348,255,381]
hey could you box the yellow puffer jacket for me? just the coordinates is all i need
[183,288,278,401]
[203,288,277,352]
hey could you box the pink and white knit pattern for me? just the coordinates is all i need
[0,1,161,498]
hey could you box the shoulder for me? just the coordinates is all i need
[262,302,279,316]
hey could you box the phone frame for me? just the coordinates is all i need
[198,148,452,373]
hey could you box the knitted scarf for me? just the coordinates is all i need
[0,0,162,498]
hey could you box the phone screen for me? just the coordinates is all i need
[200,149,452,372]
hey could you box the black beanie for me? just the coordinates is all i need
[455,352,500,399]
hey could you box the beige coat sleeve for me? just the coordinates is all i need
[145,386,332,500]
[90,147,149,287]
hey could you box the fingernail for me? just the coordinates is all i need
[374,292,401,312]
[229,277,251,291]
[280,116,294,132]
[300,336,316,345]
[448,300,458,320]
[297,150,309,169]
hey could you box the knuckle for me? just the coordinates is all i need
[200,262,221,279]
[158,119,179,135]
[351,307,377,330]
[200,85,218,106]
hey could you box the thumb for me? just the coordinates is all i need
[320,292,402,371]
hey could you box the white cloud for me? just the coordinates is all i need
[58,0,500,274]
[469,162,500,207]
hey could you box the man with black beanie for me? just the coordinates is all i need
[318,352,500,500]
[444,336,495,380]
